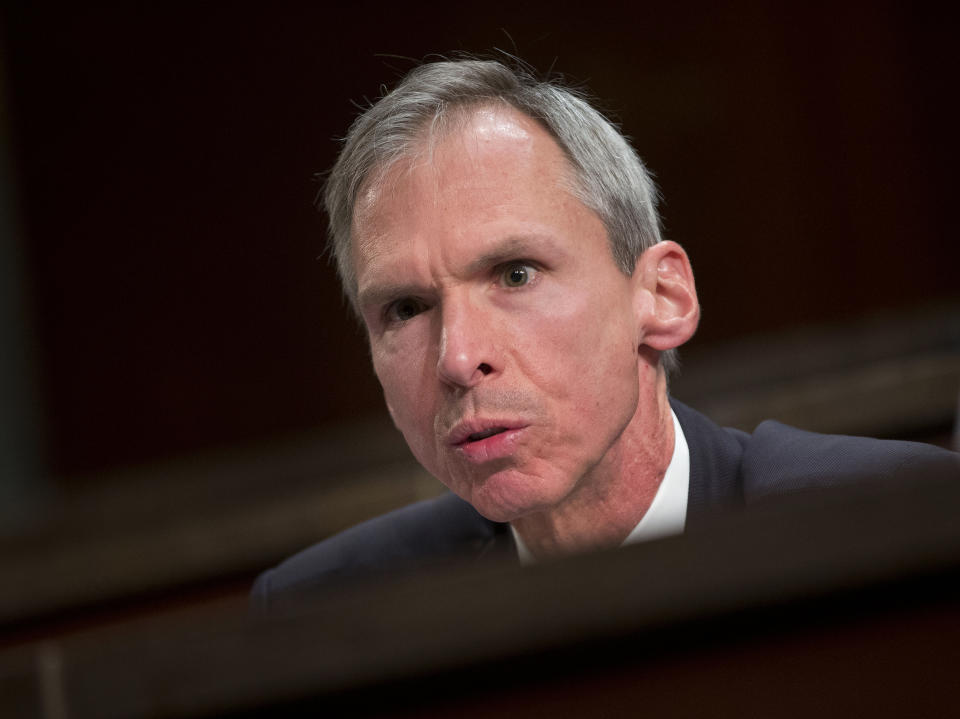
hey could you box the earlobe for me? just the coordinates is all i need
[635,241,700,352]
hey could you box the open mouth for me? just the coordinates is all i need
[466,427,508,443]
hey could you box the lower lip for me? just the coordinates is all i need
[454,428,526,463]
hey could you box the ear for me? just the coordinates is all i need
[634,241,699,352]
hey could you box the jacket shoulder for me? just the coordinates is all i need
[741,420,959,500]
[251,492,502,611]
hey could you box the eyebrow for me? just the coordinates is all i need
[464,234,562,275]
[357,281,425,312]
[358,233,563,310]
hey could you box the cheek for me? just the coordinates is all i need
[372,333,436,428]
[517,283,637,392]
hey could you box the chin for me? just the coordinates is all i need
[458,469,572,523]
[467,494,526,523]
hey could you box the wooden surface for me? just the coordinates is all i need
[2,465,958,718]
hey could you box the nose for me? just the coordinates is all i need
[437,295,496,389]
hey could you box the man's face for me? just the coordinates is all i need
[352,106,648,522]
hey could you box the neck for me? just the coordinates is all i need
[511,366,675,559]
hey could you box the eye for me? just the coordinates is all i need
[500,262,537,288]
[385,297,427,324]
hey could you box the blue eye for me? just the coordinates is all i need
[386,297,426,323]
[501,262,536,288]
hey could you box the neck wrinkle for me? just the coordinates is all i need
[511,377,674,560]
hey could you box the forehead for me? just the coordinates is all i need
[350,105,583,265]
[359,103,572,197]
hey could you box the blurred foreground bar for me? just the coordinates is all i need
[2,465,958,718]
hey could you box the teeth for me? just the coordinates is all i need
[468,427,504,442]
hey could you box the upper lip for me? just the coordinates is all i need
[447,420,526,446]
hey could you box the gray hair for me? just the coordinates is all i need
[323,58,678,374]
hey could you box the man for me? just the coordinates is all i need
[253,59,957,607]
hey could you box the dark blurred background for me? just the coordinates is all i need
[0,0,957,650]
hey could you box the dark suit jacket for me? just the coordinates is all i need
[251,400,958,611]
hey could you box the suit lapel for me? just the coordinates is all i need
[671,398,748,529]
